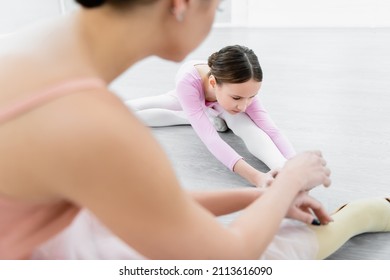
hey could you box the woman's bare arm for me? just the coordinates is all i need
[39,91,330,259]
[190,188,264,216]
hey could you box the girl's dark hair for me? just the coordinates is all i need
[75,0,157,9]
[208,45,263,84]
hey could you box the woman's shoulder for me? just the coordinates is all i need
[0,83,136,199]
[3,81,136,160]
[42,85,134,139]
[22,87,146,193]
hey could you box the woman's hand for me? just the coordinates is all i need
[282,151,331,192]
[286,191,333,225]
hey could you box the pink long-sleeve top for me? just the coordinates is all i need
[175,61,295,171]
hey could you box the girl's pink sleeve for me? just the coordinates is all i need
[176,77,242,171]
[246,97,295,159]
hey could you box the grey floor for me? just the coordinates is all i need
[112,27,390,260]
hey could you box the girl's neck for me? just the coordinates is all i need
[196,64,217,102]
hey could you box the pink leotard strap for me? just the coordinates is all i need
[0,78,106,124]
[0,78,105,259]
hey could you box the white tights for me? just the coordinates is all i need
[125,92,286,170]
[125,91,189,126]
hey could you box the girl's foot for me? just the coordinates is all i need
[210,116,228,132]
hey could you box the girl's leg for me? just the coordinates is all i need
[125,91,190,127]
[219,109,286,170]
[126,93,228,131]
[311,197,390,259]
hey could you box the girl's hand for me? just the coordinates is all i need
[286,191,333,225]
[254,169,280,188]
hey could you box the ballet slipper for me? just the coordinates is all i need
[313,197,390,259]
[331,197,390,232]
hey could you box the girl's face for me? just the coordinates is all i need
[214,79,261,114]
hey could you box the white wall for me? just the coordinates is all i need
[1,0,390,34]
[0,0,64,34]
[0,0,231,34]
[231,0,390,27]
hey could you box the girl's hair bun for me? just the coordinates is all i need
[75,0,106,8]
[207,52,218,68]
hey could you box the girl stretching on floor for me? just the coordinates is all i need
[126,45,295,188]
[1,0,389,260]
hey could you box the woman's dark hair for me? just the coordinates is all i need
[75,0,105,8]
[75,0,157,9]
[208,45,263,84]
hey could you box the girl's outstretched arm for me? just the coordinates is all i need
[232,158,278,188]
[246,98,296,159]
